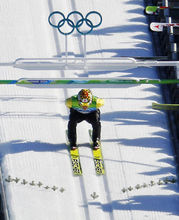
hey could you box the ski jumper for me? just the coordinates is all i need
[66,95,104,146]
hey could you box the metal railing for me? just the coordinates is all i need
[145,0,179,176]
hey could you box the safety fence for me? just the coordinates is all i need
[144,0,179,176]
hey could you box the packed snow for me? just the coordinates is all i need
[0,0,178,220]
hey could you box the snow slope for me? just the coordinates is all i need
[0,0,178,219]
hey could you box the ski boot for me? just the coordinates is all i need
[70,144,77,151]
[93,139,100,150]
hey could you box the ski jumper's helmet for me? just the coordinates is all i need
[77,89,92,109]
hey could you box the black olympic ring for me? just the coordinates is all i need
[48,11,102,35]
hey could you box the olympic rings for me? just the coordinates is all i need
[76,18,93,35]
[58,18,75,35]
[48,11,65,28]
[48,11,102,35]
[67,11,84,28]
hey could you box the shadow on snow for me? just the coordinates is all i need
[88,194,179,216]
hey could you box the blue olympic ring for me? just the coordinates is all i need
[48,11,102,35]
[76,18,93,35]
[67,11,84,28]
[58,18,75,35]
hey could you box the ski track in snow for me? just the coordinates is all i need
[0,0,178,220]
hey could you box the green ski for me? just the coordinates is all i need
[152,102,179,110]
[145,6,165,15]
[145,6,179,15]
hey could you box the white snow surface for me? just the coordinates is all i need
[0,0,179,220]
